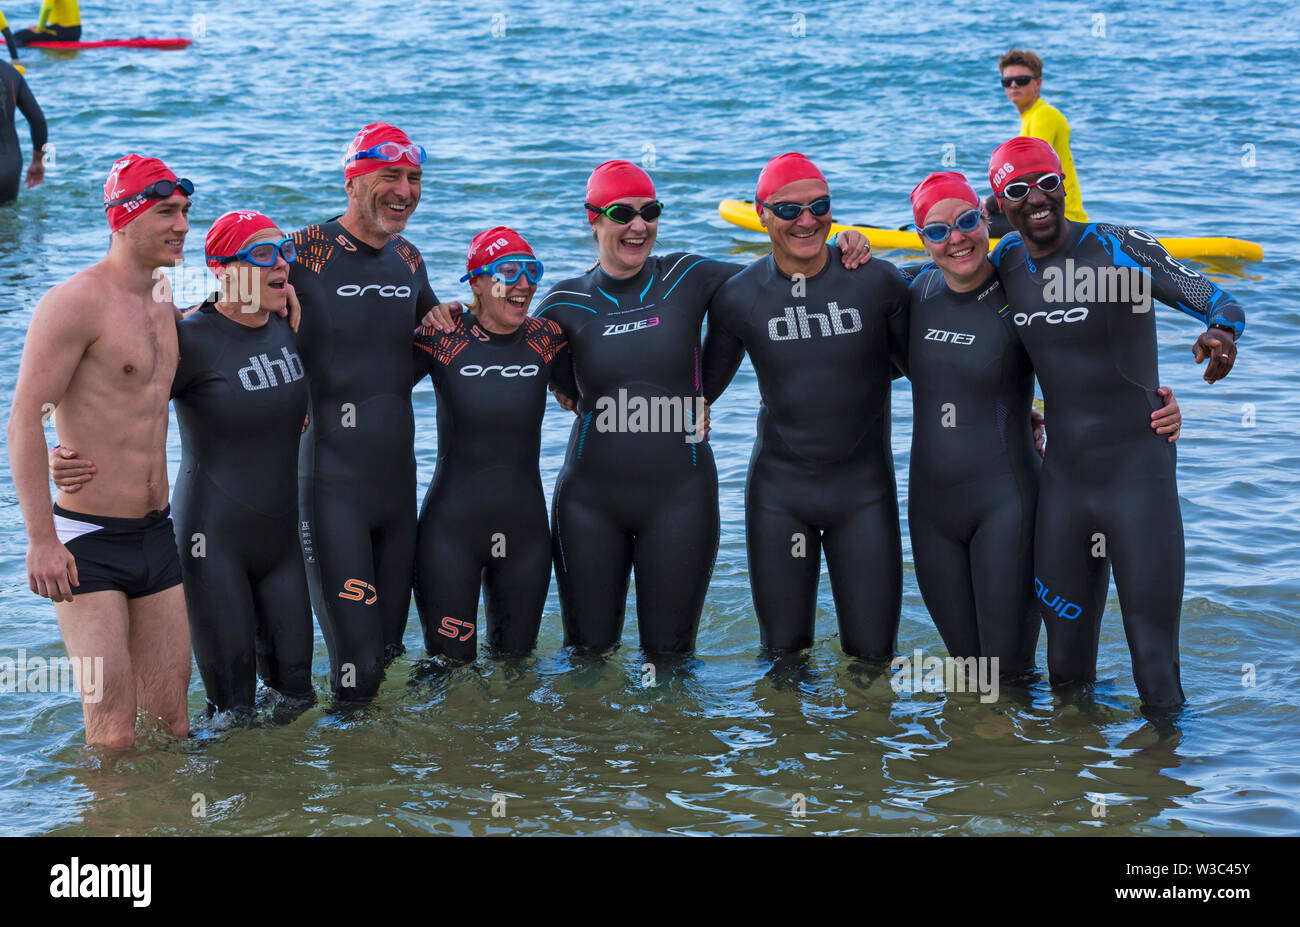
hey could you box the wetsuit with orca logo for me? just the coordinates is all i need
[990,223,1245,709]
[534,253,739,654]
[701,245,909,660]
[290,218,437,700]
[902,265,1040,676]
[412,311,569,661]
[171,299,314,715]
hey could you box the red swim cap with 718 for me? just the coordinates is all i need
[464,226,535,278]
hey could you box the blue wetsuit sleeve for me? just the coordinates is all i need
[1094,225,1246,339]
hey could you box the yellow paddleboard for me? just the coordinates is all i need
[718,199,1264,262]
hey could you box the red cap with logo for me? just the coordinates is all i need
[103,154,184,232]
[464,226,534,280]
[204,210,279,273]
[755,152,827,215]
[585,160,656,224]
[909,171,980,228]
[988,136,1062,201]
[344,122,422,179]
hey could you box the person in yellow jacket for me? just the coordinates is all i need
[14,0,80,45]
[985,48,1087,236]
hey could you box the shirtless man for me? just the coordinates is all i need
[6,154,193,747]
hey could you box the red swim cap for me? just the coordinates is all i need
[465,226,534,278]
[344,122,421,179]
[988,137,1062,199]
[755,152,827,215]
[585,160,655,224]
[205,210,279,273]
[103,154,183,232]
[909,171,980,228]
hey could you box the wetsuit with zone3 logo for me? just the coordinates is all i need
[990,223,1245,709]
[412,311,569,661]
[290,218,437,700]
[534,252,738,655]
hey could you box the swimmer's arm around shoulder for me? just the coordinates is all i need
[700,287,745,404]
[881,262,911,379]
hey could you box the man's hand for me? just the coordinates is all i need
[421,301,463,333]
[837,230,872,269]
[1030,410,1046,458]
[549,385,578,413]
[274,282,301,333]
[25,156,44,189]
[1152,385,1181,443]
[1193,328,1236,383]
[697,399,712,442]
[28,536,78,602]
[49,445,95,492]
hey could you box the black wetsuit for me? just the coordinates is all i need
[701,245,909,659]
[990,223,1245,709]
[0,61,44,203]
[412,312,569,661]
[535,253,737,654]
[290,219,437,700]
[903,265,1039,675]
[171,300,313,715]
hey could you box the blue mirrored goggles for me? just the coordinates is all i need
[344,141,427,166]
[914,207,983,244]
[459,255,544,285]
[212,237,297,267]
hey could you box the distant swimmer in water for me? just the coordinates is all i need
[7,154,193,747]
[985,48,1086,238]
[52,211,314,721]
[412,227,569,662]
[0,55,44,201]
[14,0,80,45]
[702,152,909,661]
[987,136,1244,711]
[902,171,1181,680]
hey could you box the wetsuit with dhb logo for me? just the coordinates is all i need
[702,245,909,660]
[535,253,739,654]
[290,219,437,700]
[412,311,569,661]
[902,266,1040,676]
[990,224,1245,709]
[171,300,313,716]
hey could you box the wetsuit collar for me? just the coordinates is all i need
[465,310,523,345]
[592,257,653,295]
[770,243,834,283]
[328,216,387,256]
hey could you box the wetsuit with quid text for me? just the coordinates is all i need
[412,311,569,661]
[290,219,437,700]
[535,253,738,654]
[902,265,1039,675]
[0,59,44,202]
[171,300,313,715]
[991,223,1245,709]
[701,245,909,659]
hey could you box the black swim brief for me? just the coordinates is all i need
[52,503,182,599]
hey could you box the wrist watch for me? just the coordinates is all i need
[1209,323,1238,342]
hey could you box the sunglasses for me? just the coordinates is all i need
[585,201,664,224]
[104,177,195,209]
[1001,75,1035,87]
[757,196,831,221]
[215,237,297,267]
[460,255,545,285]
[917,207,983,243]
[1002,173,1063,201]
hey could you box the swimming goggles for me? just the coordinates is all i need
[213,237,297,267]
[345,142,427,166]
[584,201,663,224]
[916,207,983,243]
[1002,173,1063,201]
[756,196,831,221]
[460,255,544,285]
[104,177,195,209]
